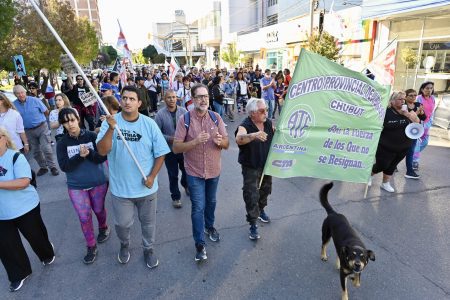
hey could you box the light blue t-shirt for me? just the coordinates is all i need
[0,149,39,220]
[13,96,48,129]
[96,113,170,198]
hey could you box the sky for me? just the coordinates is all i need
[98,0,212,50]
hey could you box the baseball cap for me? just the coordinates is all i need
[100,83,113,91]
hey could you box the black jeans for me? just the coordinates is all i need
[372,145,409,176]
[164,151,188,200]
[0,204,54,282]
[241,166,272,225]
[148,90,158,112]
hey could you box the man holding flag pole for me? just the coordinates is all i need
[27,0,169,269]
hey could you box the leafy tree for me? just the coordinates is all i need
[152,54,166,64]
[101,45,118,62]
[306,31,340,62]
[0,0,99,73]
[221,43,240,67]
[401,47,420,88]
[0,0,16,42]
[132,51,148,64]
[142,44,159,61]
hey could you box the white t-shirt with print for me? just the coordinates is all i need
[0,109,24,149]
[49,109,64,135]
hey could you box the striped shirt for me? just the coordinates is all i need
[174,110,228,179]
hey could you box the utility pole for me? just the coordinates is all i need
[187,24,192,66]
[175,21,192,66]
[309,0,315,35]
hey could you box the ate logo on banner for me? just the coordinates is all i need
[283,104,315,145]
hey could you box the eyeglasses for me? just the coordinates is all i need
[257,108,268,114]
[194,95,209,100]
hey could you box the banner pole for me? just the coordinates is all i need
[363,183,369,199]
[28,0,147,180]
[258,174,264,189]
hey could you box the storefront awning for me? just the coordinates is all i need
[361,0,450,20]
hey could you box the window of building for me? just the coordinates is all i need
[268,0,278,7]
[266,14,278,26]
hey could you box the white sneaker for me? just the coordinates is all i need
[367,176,373,187]
[381,182,395,193]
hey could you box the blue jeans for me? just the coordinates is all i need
[186,175,220,247]
[265,99,275,119]
[213,101,224,119]
[164,152,187,200]
[405,139,417,173]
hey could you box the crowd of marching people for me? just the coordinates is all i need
[0,61,436,292]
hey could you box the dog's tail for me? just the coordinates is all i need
[320,182,336,215]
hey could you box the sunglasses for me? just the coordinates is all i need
[257,108,268,114]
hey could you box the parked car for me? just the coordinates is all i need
[433,93,450,129]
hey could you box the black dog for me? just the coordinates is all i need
[320,182,375,300]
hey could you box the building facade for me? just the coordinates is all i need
[198,1,222,68]
[365,0,450,92]
[152,10,205,66]
[66,0,102,40]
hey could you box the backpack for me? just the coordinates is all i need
[13,152,37,188]
[184,110,218,132]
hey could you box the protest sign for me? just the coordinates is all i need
[80,92,97,107]
[263,49,390,183]
[60,54,77,74]
[13,55,27,76]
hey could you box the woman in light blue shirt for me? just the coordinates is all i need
[0,127,55,292]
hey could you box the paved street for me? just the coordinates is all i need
[1,113,450,300]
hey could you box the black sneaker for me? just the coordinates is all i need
[97,227,110,243]
[42,243,55,266]
[405,171,420,179]
[9,275,29,292]
[172,200,182,208]
[143,249,159,269]
[195,245,207,262]
[50,167,59,176]
[36,168,48,176]
[258,210,271,223]
[204,227,220,242]
[249,224,260,240]
[83,246,97,264]
[117,243,130,264]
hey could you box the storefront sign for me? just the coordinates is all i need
[423,42,450,50]
[263,49,390,183]
[266,31,279,43]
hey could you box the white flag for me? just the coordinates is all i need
[366,39,398,86]
[169,56,180,90]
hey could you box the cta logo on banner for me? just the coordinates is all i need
[13,55,26,77]
[263,49,390,183]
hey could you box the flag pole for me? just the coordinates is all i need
[28,0,147,180]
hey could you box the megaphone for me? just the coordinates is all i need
[405,123,424,139]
